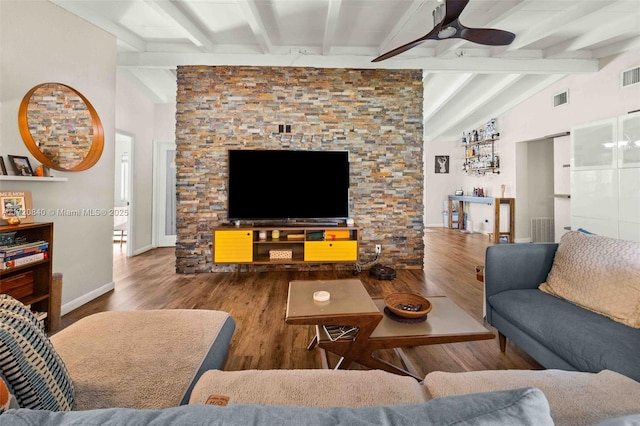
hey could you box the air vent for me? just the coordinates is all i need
[553,90,569,107]
[622,67,640,87]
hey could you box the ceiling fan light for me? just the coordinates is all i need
[438,27,457,39]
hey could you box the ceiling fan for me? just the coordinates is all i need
[372,0,516,62]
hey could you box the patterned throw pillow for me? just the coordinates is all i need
[539,231,640,328]
[0,294,74,410]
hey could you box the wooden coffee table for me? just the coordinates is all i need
[285,279,494,380]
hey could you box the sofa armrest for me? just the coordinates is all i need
[485,243,558,299]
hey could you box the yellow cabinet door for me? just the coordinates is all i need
[304,241,358,262]
[214,230,253,263]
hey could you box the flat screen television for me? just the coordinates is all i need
[228,150,350,222]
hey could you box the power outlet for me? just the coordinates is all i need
[375,244,382,254]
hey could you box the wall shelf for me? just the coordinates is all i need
[0,176,68,182]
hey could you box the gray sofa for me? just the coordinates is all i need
[485,242,640,382]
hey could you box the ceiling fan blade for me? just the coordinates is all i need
[371,29,436,62]
[443,0,470,26]
[460,28,516,46]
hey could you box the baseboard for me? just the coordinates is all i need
[514,238,531,243]
[426,223,447,228]
[132,244,154,256]
[61,281,115,316]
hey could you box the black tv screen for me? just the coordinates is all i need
[228,150,350,221]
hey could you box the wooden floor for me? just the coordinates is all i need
[64,227,541,377]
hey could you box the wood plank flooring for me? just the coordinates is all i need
[62,227,541,377]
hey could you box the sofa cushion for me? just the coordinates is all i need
[0,387,554,426]
[488,289,640,381]
[50,309,234,410]
[539,231,640,328]
[190,369,427,407]
[424,369,640,426]
[0,295,74,411]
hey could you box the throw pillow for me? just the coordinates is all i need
[539,231,640,328]
[0,295,74,411]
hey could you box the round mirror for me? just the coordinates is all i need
[18,83,104,171]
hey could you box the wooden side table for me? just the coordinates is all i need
[285,279,382,369]
[448,196,515,243]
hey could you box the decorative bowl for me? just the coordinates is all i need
[384,293,432,319]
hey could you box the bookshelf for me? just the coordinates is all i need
[0,222,54,330]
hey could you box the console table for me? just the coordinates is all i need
[212,225,358,265]
[447,196,515,243]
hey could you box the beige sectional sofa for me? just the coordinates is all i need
[189,368,640,426]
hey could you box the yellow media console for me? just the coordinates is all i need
[213,225,358,265]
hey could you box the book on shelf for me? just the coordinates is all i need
[25,306,47,323]
[0,240,48,255]
[32,311,47,322]
[1,241,48,262]
[1,252,47,270]
[1,247,48,262]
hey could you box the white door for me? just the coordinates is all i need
[153,140,177,247]
[115,132,134,256]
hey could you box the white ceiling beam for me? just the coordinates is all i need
[50,0,147,51]
[423,73,475,121]
[117,52,599,74]
[592,36,640,58]
[377,0,430,54]
[427,74,523,139]
[431,74,567,141]
[237,0,273,54]
[144,0,216,52]
[497,0,613,54]
[544,13,640,58]
[322,0,342,55]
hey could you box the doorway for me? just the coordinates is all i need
[515,138,555,242]
[153,140,177,247]
[114,131,134,256]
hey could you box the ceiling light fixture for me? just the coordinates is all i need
[438,27,457,39]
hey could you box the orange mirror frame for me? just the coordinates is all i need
[18,83,104,172]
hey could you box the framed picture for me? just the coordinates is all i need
[0,157,6,175]
[435,155,449,174]
[0,191,34,224]
[8,155,34,176]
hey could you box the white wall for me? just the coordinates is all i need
[0,0,117,312]
[425,50,640,239]
[526,140,554,219]
[115,75,156,255]
[114,75,176,254]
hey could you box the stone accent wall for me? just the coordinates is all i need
[175,66,424,273]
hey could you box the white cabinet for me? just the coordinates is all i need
[571,169,619,239]
[571,112,640,242]
[618,112,640,168]
[571,118,617,170]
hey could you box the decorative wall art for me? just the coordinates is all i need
[0,191,34,225]
[435,155,449,174]
[8,156,34,176]
[0,157,7,175]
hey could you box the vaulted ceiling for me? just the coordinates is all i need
[51,0,640,141]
